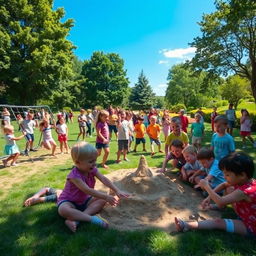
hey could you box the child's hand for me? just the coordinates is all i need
[188,175,195,183]
[116,190,130,199]
[22,131,27,136]
[201,197,211,210]
[106,195,119,206]
[198,179,209,189]
[103,138,109,144]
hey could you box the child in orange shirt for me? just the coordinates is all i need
[133,116,146,152]
[146,116,163,156]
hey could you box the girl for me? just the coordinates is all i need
[162,111,171,141]
[2,107,11,125]
[95,110,110,168]
[56,117,69,154]
[2,125,25,167]
[175,152,256,237]
[57,142,129,232]
[77,109,87,141]
[68,110,74,123]
[211,107,218,132]
[39,118,57,156]
[240,109,256,148]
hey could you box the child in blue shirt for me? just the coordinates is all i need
[211,115,235,161]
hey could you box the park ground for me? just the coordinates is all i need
[0,112,256,256]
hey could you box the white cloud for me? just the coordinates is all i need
[157,83,168,88]
[160,47,196,59]
[158,60,169,65]
[153,83,168,96]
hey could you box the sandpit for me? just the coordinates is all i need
[96,156,220,232]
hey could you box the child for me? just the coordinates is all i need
[211,115,235,161]
[189,148,226,190]
[240,109,256,148]
[133,116,146,152]
[57,142,129,232]
[162,112,171,141]
[2,125,26,167]
[24,187,63,207]
[21,112,38,155]
[77,109,87,141]
[159,139,186,173]
[146,115,163,157]
[191,113,205,150]
[225,103,236,136]
[179,109,189,133]
[175,152,256,237]
[210,107,218,132]
[56,117,69,154]
[116,111,130,163]
[86,109,94,137]
[39,118,57,156]
[95,110,110,168]
[126,111,135,152]
[180,145,203,181]
[2,107,11,125]
[165,117,189,156]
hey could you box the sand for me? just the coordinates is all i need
[96,155,221,232]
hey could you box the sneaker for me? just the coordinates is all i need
[11,163,18,166]
[24,150,29,156]
[30,148,37,152]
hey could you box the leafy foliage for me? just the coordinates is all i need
[129,71,155,110]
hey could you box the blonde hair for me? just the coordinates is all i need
[71,142,97,163]
[182,145,197,155]
[195,113,201,119]
[3,125,14,134]
[95,110,109,125]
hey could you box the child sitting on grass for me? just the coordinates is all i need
[159,139,186,173]
[180,145,203,181]
[189,148,226,191]
[57,141,129,232]
[146,115,163,157]
[175,152,256,237]
[2,125,26,167]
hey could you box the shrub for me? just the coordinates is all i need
[169,104,186,113]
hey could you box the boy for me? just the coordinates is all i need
[133,116,146,152]
[159,139,186,173]
[146,116,162,156]
[191,113,204,150]
[189,147,226,191]
[211,115,235,161]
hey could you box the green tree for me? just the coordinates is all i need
[220,75,251,109]
[190,0,256,101]
[81,51,129,108]
[129,71,155,110]
[0,0,75,104]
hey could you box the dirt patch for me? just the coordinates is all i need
[97,156,220,232]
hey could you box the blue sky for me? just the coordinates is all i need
[54,0,216,96]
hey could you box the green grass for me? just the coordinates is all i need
[0,118,256,256]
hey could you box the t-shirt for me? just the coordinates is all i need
[56,123,67,135]
[183,160,203,172]
[96,122,109,143]
[134,123,146,138]
[211,133,235,161]
[42,126,53,141]
[146,124,161,139]
[191,122,205,137]
[78,114,87,127]
[165,132,189,146]
[58,167,98,205]
[5,134,15,146]
[22,119,36,134]
[225,109,236,121]
[233,179,256,234]
[180,115,189,133]
[240,118,252,132]
[204,159,226,188]
[117,120,129,140]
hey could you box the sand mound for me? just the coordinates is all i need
[96,156,221,232]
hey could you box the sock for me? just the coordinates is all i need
[90,216,108,228]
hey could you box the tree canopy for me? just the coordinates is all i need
[129,71,155,110]
[0,0,75,105]
[190,0,256,101]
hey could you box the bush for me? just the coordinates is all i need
[169,104,186,113]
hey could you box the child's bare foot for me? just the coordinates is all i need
[174,217,189,232]
[65,219,78,233]
[116,160,121,164]
[159,150,163,153]
[24,197,40,207]
[101,164,109,169]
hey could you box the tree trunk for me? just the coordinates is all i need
[251,61,256,103]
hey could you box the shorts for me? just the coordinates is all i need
[57,197,92,212]
[240,131,251,136]
[136,138,146,145]
[109,125,117,134]
[150,138,161,145]
[4,144,20,155]
[25,133,34,142]
[118,140,129,150]
[129,135,134,142]
[192,136,202,144]
[96,142,109,149]
[58,134,67,142]
[228,120,235,129]
[43,138,55,144]
[45,188,57,202]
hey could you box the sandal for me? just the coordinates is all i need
[174,217,190,232]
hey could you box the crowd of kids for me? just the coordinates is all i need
[1,105,256,237]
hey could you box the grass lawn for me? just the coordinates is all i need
[0,117,256,256]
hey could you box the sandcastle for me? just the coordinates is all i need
[97,156,220,231]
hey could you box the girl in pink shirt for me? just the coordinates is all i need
[175,152,256,237]
[58,142,129,232]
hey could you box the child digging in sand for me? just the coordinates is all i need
[175,152,256,237]
[57,141,129,232]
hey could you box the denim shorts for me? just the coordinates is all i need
[108,125,117,133]
[96,142,109,149]
[25,133,34,142]
[150,138,161,145]
[136,138,146,145]
[57,197,92,212]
